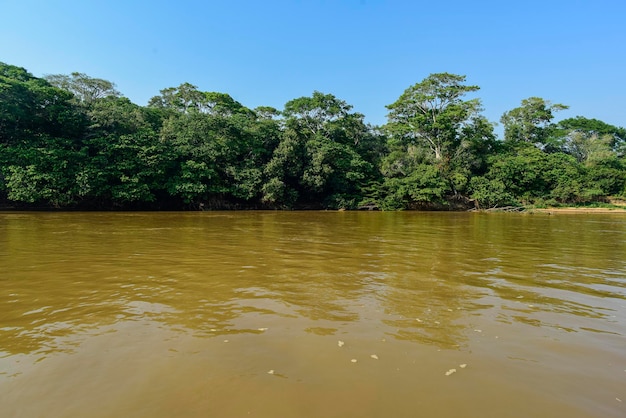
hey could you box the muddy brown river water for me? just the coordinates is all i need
[1,211,625,417]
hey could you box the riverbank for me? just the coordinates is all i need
[529,207,626,214]
[528,199,626,214]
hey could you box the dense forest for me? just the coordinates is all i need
[1,62,625,210]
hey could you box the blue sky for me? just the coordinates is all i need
[2,0,625,133]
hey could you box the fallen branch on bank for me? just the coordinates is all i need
[469,206,526,212]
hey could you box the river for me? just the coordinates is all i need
[1,211,625,417]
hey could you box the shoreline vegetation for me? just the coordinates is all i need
[2,205,625,214]
[1,62,625,212]
[475,198,626,214]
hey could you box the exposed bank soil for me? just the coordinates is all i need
[531,207,626,214]
[530,199,626,214]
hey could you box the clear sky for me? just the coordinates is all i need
[2,0,625,132]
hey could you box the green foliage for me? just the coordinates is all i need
[556,117,626,173]
[1,62,624,210]
[166,160,212,203]
[557,116,626,149]
[262,92,380,209]
[84,131,169,204]
[381,74,495,208]
[501,97,568,149]
[543,152,589,203]
[469,143,616,206]
[468,177,517,208]
[157,90,278,206]
[553,118,626,197]
[584,157,626,196]
[2,137,84,206]
[262,129,305,207]
[0,63,85,145]
[45,72,120,104]
[559,131,613,163]
[385,73,481,161]
[379,165,449,210]
[0,63,87,206]
[148,83,251,118]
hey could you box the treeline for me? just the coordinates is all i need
[1,62,625,210]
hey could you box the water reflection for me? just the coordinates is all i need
[1,212,625,357]
[1,212,625,417]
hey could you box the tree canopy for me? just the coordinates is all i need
[1,62,624,210]
[501,97,568,150]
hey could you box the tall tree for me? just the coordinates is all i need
[155,85,270,207]
[263,92,378,209]
[0,64,87,206]
[385,73,481,161]
[45,72,120,104]
[557,116,626,142]
[76,97,171,206]
[1,63,85,144]
[501,97,568,149]
[560,131,614,164]
[380,73,494,208]
[148,83,251,117]
[557,116,626,156]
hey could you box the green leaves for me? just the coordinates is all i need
[45,72,120,105]
[148,83,251,117]
[2,137,84,206]
[380,74,494,208]
[261,92,380,209]
[501,97,568,147]
[0,63,84,145]
[1,61,624,210]
[380,165,449,210]
[468,144,620,206]
[386,73,481,161]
